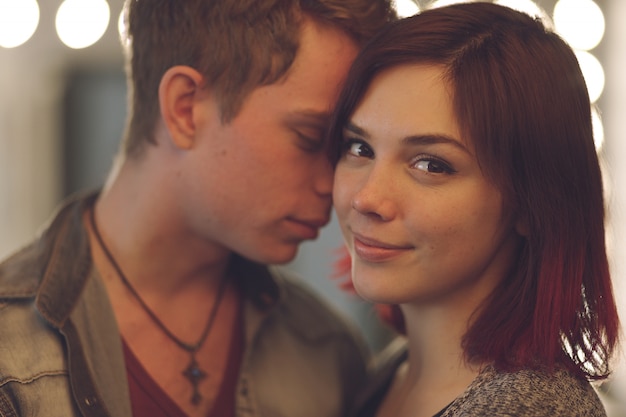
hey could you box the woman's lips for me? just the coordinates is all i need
[352,233,413,263]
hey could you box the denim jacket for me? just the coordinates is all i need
[0,192,368,417]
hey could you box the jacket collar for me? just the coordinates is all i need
[0,191,97,328]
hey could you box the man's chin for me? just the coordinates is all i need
[242,243,300,265]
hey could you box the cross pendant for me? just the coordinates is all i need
[183,356,207,405]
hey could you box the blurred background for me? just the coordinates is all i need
[1,0,624,414]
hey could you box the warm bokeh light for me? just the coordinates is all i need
[56,0,110,49]
[576,51,605,103]
[591,108,604,151]
[0,0,40,48]
[118,7,129,48]
[429,0,475,9]
[394,0,420,17]
[494,0,552,29]
[554,0,605,51]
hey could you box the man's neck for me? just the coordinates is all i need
[90,156,232,295]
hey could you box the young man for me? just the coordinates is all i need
[0,1,396,416]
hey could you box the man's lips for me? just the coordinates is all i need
[352,233,413,262]
[287,217,330,239]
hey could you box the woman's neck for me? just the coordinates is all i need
[377,304,483,417]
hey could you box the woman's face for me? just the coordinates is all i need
[333,64,521,308]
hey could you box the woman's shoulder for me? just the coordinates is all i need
[445,365,607,417]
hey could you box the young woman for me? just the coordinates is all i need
[328,3,619,417]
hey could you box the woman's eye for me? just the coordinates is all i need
[415,158,455,174]
[343,140,373,158]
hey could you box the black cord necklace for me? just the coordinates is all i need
[89,207,228,406]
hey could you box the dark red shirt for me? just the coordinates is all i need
[123,309,244,417]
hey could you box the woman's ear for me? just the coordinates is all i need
[158,65,204,150]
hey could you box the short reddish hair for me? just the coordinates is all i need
[329,3,619,380]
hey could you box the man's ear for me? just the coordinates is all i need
[515,215,529,237]
[158,65,204,150]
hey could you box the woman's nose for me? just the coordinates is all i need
[351,167,398,222]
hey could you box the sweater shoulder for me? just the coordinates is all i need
[447,367,607,417]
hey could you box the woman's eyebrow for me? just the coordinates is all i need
[343,121,369,138]
[402,134,470,154]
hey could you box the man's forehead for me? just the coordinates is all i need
[285,110,330,126]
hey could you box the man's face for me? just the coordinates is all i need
[179,19,359,264]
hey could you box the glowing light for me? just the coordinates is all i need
[554,0,605,51]
[429,0,475,9]
[575,51,605,103]
[592,108,604,151]
[118,7,129,48]
[394,0,419,17]
[494,0,553,29]
[0,0,40,48]
[56,0,110,49]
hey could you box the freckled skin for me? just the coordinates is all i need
[177,21,360,264]
[333,64,521,309]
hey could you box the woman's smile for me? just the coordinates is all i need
[352,232,414,263]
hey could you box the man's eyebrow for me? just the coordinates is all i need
[285,110,330,128]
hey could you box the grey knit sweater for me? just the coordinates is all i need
[441,364,606,416]
[351,338,607,417]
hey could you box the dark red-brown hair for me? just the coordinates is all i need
[328,2,619,380]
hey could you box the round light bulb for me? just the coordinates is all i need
[576,51,605,103]
[591,108,604,151]
[394,0,419,17]
[0,0,40,48]
[554,0,604,51]
[494,0,553,29]
[430,0,476,9]
[56,0,111,49]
